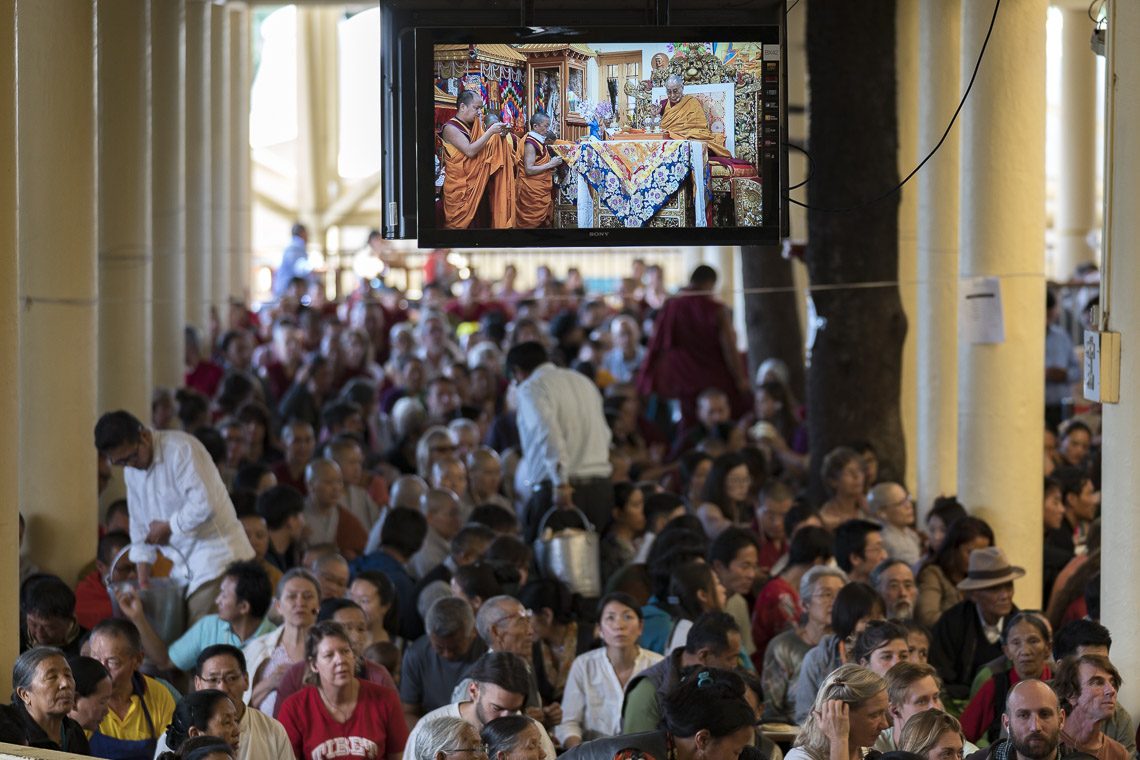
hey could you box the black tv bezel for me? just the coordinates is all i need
[412,25,784,248]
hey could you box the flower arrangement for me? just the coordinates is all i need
[594,101,614,123]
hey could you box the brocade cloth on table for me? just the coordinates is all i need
[551,139,710,228]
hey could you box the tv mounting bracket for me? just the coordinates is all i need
[517,0,670,26]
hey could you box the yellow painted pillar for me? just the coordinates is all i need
[786,0,809,340]
[1054,8,1098,281]
[0,0,21,690]
[16,0,99,584]
[185,0,212,331]
[296,6,341,256]
[228,3,252,301]
[897,0,919,491]
[98,0,154,416]
[151,0,187,389]
[1098,0,1140,720]
[211,3,232,306]
[916,0,960,519]
[957,0,1047,607]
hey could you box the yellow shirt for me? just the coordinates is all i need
[96,674,176,743]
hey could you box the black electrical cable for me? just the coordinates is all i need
[783,0,1001,214]
[786,0,800,14]
[784,141,814,191]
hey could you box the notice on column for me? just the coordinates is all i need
[962,276,1004,344]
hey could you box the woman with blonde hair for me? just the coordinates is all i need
[787,664,889,760]
[897,710,965,760]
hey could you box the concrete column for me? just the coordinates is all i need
[1098,0,1140,719]
[916,0,961,520]
[0,0,20,688]
[228,3,252,301]
[681,247,703,279]
[185,0,212,331]
[15,0,99,584]
[957,0,1047,607]
[210,3,232,307]
[151,0,186,389]
[296,6,341,254]
[897,0,919,492]
[98,0,154,416]
[786,0,809,340]
[1054,8,1098,281]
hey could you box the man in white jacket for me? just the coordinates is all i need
[95,409,255,623]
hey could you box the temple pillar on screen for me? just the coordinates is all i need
[1054,7,1098,281]
[897,0,919,493]
[1098,0,1140,722]
[0,0,20,693]
[152,0,187,389]
[916,0,961,519]
[956,0,1047,607]
[185,0,213,332]
[211,3,232,308]
[15,0,100,589]
[98,0,154,418]
[228,3,253,302]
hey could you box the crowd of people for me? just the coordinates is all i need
[10,244,1114,760]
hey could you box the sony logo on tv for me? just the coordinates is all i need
[588,231,610,238]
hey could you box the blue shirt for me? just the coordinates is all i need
[1045,323,1080,405]
[273,235,310,297]
[168,614,277,672]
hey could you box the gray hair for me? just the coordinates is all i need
[12,647,69,701]
[799,565,848,602]
[870,558,912,592]
[665,74,684,88]
[467,342,503,372]
[426,596,476,638]
[448,418,480,438]
[475,595,524,643]
[413,716,477,760]
[276,567,321,598]
[391,397,427,441]
[867,482,905,516]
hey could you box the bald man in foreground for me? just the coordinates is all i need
[966,680,1068,760]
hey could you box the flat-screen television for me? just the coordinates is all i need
[390,24,786,248]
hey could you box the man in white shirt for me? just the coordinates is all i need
[506,341,613,541]
[403,652,555,760]
[95,410,256,623]
[154,644,293,760]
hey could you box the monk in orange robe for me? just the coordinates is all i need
[514,112,564,229]
[440,90,508,229]
[483,112,519,228]
[659,75,732,157]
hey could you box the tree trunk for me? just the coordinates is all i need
[740,244,806,402]
[805,0,907,500]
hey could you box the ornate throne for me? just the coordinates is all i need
[627,45,764,226]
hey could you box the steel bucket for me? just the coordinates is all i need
[532,506,601,598]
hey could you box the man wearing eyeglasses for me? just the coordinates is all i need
[94,410,255,624]
[153,644,291,760]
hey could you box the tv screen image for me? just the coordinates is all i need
[413,27,784,247]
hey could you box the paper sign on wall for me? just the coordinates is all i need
[962,276,1005,344]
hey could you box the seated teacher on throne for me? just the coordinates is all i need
[659,74,732,157]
